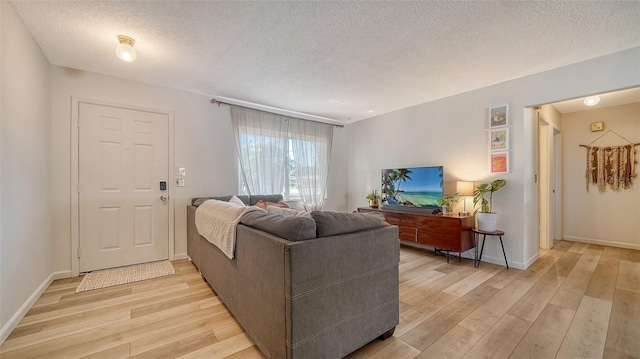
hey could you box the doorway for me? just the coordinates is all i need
[538,113,561,250]
[71,99,174,275]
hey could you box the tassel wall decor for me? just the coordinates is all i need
[586,145,637,192]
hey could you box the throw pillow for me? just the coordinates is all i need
[275,200,291,208]
[311,211,388,237]
[255,199,291,210]
[267,206,312,218]
[228,195,246,207]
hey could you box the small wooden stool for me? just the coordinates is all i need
[471,229,508,270]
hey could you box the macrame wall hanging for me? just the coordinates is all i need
[579,130,639,192]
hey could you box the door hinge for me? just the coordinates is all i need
[77,118,81,127]
[534,174,538,183]
[77,247,81,258]
[77,183,80,193]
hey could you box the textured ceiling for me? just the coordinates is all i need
[9,1,640,123]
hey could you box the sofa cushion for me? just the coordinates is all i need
[267,206,312,218]
[240,210,316,242]
[311,211,388,237]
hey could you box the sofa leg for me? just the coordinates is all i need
[378,327,395,340]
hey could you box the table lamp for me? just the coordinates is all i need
[456,181,475,216]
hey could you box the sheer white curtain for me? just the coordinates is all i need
[231,106,289,195]
[289,118,334,211]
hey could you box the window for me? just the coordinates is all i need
[285,139,300,199]
[231,106,333,210]
[238,137,301,200]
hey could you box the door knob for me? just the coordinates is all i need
[160,195,167,201]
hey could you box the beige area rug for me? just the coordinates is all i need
[75,260,175,293]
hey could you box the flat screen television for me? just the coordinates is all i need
[381,166,443,211]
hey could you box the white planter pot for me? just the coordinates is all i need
[477,212,498,232]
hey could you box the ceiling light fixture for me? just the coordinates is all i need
[584,95,600,106]
[116,35,137,62]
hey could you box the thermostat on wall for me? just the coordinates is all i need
[590,122,604,132]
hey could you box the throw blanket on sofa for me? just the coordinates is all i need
[195,199,262,259]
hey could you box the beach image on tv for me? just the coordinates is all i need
[381,166,443,209]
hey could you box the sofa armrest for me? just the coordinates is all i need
[284,225,400,358]
[187,206,291,359]
[225,224,291,359]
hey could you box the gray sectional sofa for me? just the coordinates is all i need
[187,195,399,358]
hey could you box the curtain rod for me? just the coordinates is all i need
[210,98,345,128]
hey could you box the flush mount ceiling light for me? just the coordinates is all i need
[584,95,600,106]
[116,35,137,62]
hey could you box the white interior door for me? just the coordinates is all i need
[553,129,562,241]
[538,115,553,250]
[79,103,169,272]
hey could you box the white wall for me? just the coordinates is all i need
[562,102,640,249]
[51,69,238,271]
[347,47,640,269]
[50,68,350,274]
[325,125,349,212]
[1,0,53,342]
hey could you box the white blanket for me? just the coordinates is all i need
[194,199,262,259]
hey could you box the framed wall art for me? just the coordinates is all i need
[490,151,509,173]
[490,105,509,128]
[490,128,509,151]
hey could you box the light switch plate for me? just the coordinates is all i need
[176,178,186,187]
[176,167,186,177]
[590,122,604,132]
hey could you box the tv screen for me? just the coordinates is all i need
[381,166,443,210]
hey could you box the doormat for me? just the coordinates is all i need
[75,260,175,293]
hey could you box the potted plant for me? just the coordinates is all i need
[366,190,381,208]
[436,193,460,215]
[473,179,506,231]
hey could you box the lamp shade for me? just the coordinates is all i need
[584,96,600,106]
[116,35,137,62]
[456,181,474,196]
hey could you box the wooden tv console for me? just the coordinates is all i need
[358,207,475,261]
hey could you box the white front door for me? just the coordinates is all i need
[79,103,169,272]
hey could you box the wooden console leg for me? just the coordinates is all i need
[378,327,395,340]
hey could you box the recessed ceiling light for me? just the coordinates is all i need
[584,95,600,106]
[116,35,137,62]
[368,110,374,113]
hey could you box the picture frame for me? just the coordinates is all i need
[490,151,509,173]
[490,128,509,151]
[490,105,509,128]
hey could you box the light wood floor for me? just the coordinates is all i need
[1,240,638,359]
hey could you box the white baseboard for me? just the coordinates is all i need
[173,253,188,261]
[524,252,540,269]
[402,244,526,270]
[476,254,527,270]
[563,236,640,250]
[463,247,529,270]
[53,270,72,280]
[0,270,71,344]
